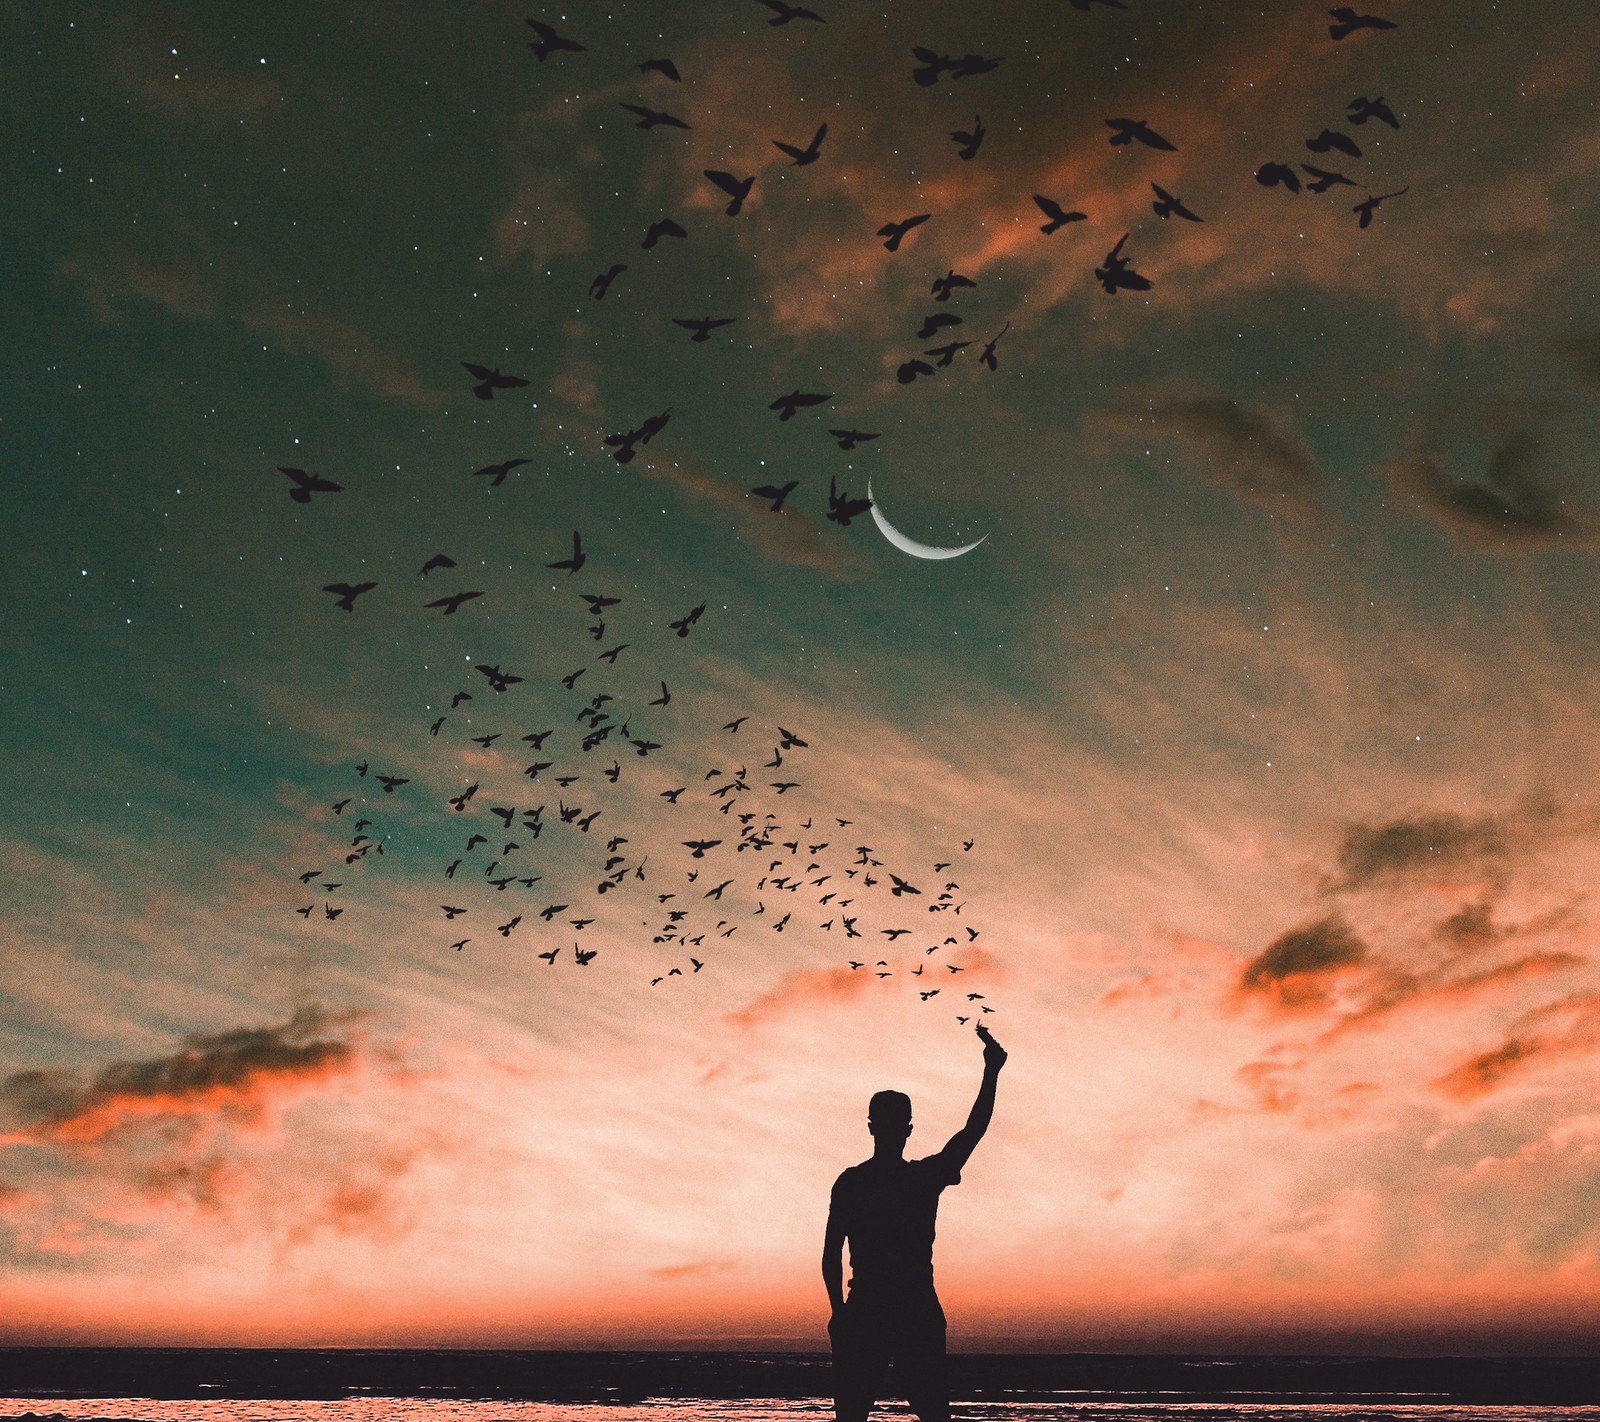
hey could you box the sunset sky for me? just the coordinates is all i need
[6,0,1600,1353]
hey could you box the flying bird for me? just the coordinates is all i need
[280,467,343,503]
[669,602,706,637]
[418,553,456,577]
[1353,186,1408,227]
[950,115,985,160]
[827,477,871,526]
[472,458,530,487]
[425,590,484,615]
[322,581,376,611]
[897,358,935,384]
[642,217,688,248]
[774,123,827,165]
[525,18,585,60]
[769,389,830,421]
[1255,162,1302,192]
[1033,194,1087,234]
[1150,183,1202,221]
[1300,164,1356,193]
[829,428,879,449]
[589,264,627,298]
[878,213,931,251]
[1306,128,1362,158]
[931,271,976,302]
[460,363,529,400]
[750,480,799,512]
[979,321,1009,371]
[639,57,681,81]
[1347,95,1399,129]
[547,531,586,574]
[704,170,754,215]
[621,103,691,131]
[673,316,736,342]
[1105,117,1176,150]
[1328,8,1397,40]
[757,0,825,23]
[1095,233,1150,292]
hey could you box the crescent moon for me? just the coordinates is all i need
[867,480,989,560]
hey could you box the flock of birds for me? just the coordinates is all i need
[288,2,1410,1023]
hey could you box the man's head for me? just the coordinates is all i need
[867,1089,913,1150]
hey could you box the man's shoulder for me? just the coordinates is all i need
[912,1148,963,1185]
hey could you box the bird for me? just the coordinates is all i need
[925,341,971,368]
[917,312,963,340]
[1151,183,1202,221]
[525,18,585,60]
[418,553,456,576]
[425,590,484,615]
[704,170,754,216]
[757,0,825,24]
[950,115,985,160]
[621,103,691,131]
[723,716,749,732]
[649,683,671,706]
[1095,234,1150,293]
[639,57,681,81]
[668,603,706,637]
[661,787,686,803]
[1033,194,1087,234]
[672,316,736,342]
[773,123,826,165]
[476,663,523,693]
[460,363,529,400]
[829,428,879,450]
[827,477,871,526]
[547,532,586,574]
[769,389,830,421]
[280,467,343,503]
[750,481,799,512]
[1347,95,1399,129]
[1255,162,1302,192]
[931,271,976,302]
[598,643,629,664]
[1306,128,1362,159]
[642,217,688,249]
[684,839,722,857]
[472,458,530,487]
[979,321,1009,371]
[1353,186,1408,228]
[322,581,376,611]
[1105,117,1176,150]
[877,213,930,252]
[1328,8,1397,41]
[581,593,620,614]
[589,264,627,298]
[376,776,408,793]
[897,358,935,385]
[1301,164,1356,193]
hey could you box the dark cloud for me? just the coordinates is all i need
[1390,434,1592,548]
[0,1007,359,1142]
[1147,398,1322,521]
[1435,901,1499,949]
[1433,991,1600,1100]
[1325,811,1508,894]
[1239,913,1366,1010]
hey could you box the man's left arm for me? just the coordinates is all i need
[938,1024,1007,1174]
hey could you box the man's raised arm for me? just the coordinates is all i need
[940,1024,1007,1172]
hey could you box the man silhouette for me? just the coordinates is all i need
[823,1024,1008,1422]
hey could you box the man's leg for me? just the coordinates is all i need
[898,1300,949,1422]
[830,1298,888,1422]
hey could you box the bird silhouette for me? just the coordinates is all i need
[621,103,691,131]
[826,477,871,526]
[950,115,985,159]
[704,170,754,215]
[1105,117,1176,150]
[672,316,736,342]
[322,581,376,611]
[589,264,627,298]
[757,0,825,23]
[750,480,799,512]
[1353,186,1407,227]
[1300,164,1355,193]
[1151,183,1202,221]
[829,428,879,450]
[1306,128,1362,158]
[897,358,935,384]
[769,389,830,421]
[642,217,688,248]
[547,532,586,574]
[668,603,706,637]
[1347,95,1399,129]
[418,553,456,576]
[1033,194,1087,234]
[525,18,586,60]
[878,213,931,251]
[916,312,963,340]
[1095,233,1151,292]
[460,363,529,400]
[925,341,971,368]
[1328,8,1397,40]
[280,467,343,503]
[640,57,681,81]
[1254,162,1302,192]
[931,270,976,302]
[425,590,485,615]
[774,123,827,165]
[472,458,530,487]
[979,321,1009,371]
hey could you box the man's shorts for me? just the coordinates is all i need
[829,1288,948,1420]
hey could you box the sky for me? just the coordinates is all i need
[4,0,1600,1354]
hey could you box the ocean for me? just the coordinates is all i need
[4,1351,1600,1422]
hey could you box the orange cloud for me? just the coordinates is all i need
[1433,991,1600,1100]
[724,964,875,1030]
[1236,913,1368,1012]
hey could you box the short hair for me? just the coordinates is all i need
[868,1089,912,1124]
